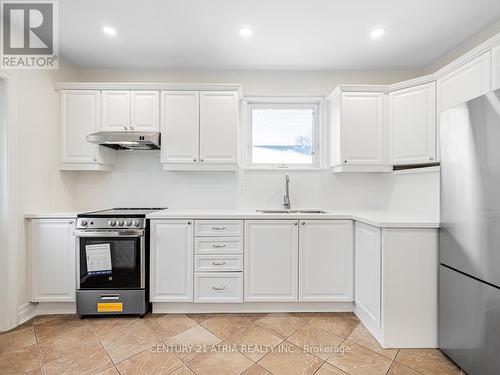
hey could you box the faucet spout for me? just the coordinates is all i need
[283,173,291,210]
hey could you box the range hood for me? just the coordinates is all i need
[86,131,161,150]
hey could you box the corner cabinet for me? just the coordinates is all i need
[150,220,194,302]
[329,90,389,173]
[30,219,76,302]
[60,90,114,171]
[161,90,239,171]
[388,82,437,165]
[492,45,500,91]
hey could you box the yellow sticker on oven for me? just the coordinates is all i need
[97,302,123,312]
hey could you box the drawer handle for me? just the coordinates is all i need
[212,286,226,291]
[100,294,120,300]
[212,244,227,248]
[212,261,226,266]
[211,226,227,230]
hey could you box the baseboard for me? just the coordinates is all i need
[34,302,76,315]
[17,302,35,325]
[153,302,354,313]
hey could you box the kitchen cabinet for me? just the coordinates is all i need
[161,90,239,170]
[438,51,492,111]
[299,220,353,302]
[150,220,193,302]
[101,90,159,131]
[492,45,500,91]
[244,220,299,302]
[388,83,437,165]
[60,90,114,171]
[329,90,389,172]
[30,219,76,302]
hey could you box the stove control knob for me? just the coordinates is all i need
[126,220,132,226]
[133,220,141,227]
[108,220,116,227]
[118,219,124,226]
[81,220,88,226]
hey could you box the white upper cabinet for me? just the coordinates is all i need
[199,91,239,164]
[244,220,298,302]
[161,91,200,164]
[131,91,160,131]
[150,220,194,302]
[330,90,388,172]
[299,220,353,302]
[60,90,114,171]
[101,90,131,131]
[492,45,500,91]
[30,219,76,302]
[438,51,492,111]
[388,82,437,165]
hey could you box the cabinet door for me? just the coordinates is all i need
[101,90,131,131]
[354,222,381,329]
[60,90,101,164]
[299,220,353,302]
[244,220,298,302]
[341,92,385,165]
[492,45,500,91]
[131,91,159,131]
[150,220,193,302]
[199,91,238,164]
[389,83,436,165]
[438,52,492,111]
[31,219,76,302]
[161,91,200,164]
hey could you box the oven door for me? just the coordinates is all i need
[76,230,145,290]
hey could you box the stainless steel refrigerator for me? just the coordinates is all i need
[440,90,500,375]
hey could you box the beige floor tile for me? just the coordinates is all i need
[185,313,211,323]
[327,340,392,375]
[95,367,121,375]
[33,314,64,326]
[288,324,344,360]
[241,363,272,375]
[144,314,198,340]
[90,317,140,338]
[255,313,307,338]
[34,315,89,344]
[258,342,323,375]
[396,349,462,375]
[39,325,112,375]
[0,344,42,375]
[188,351,253,375]
[388,362,422,375]
[170,365,196,374]
[93,320,160,363]
[164,324,222,361]
[200,314,253,340]
[226,324,283,362]
[116,347,183,375]
[306,313,360,338]
[315,362,349,374]
[347,324,399,359]
[0,326,37,354]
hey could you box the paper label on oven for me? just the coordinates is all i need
[86,244,112,275]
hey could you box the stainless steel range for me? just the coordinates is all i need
[75,208,165,317]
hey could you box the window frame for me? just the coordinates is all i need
[243,97,324,170]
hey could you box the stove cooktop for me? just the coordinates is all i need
[78,208,167,218]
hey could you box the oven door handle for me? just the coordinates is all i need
[75,230,144,237]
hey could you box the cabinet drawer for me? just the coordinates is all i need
[195,255,243,272]
[194,273,243,303]
[195,237,243,254]
[195,220,243,237]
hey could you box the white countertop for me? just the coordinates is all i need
[24,211,80,219]
[146,209,439,228]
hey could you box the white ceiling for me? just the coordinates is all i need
[59,0,500,70]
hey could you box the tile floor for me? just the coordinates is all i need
[0,312,463,375]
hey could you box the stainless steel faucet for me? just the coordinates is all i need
[283,173,291,209]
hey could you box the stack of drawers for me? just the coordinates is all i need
[194,220,243,303]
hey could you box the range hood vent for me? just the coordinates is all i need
[86,131,161,150]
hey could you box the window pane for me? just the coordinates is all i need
[251,108,314,164]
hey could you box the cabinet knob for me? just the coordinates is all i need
[294,221,298,226]
[429,156,434,161]
[301,221,306,225]
[123,126,127,131]
[187,221,192,225]
[193,158,197,162]
[201,158,204,162]
[344,160,348,164]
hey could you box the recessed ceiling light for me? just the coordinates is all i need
[102,26,117,37]
[239,26,253,39]
[370,27,385,40]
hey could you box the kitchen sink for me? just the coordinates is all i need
[256,209,328,214]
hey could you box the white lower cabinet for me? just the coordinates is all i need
[194,273,243,303]
[30,219,76,302]
[150,220,194,302]
[299,220,353,302]
[244,220,299,302]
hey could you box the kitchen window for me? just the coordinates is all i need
[245,98,322,169]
